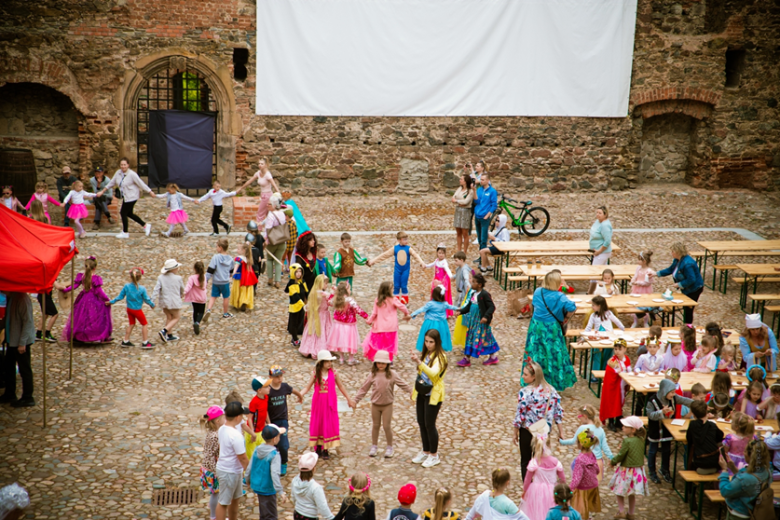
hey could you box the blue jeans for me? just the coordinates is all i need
[475,217,490,251]
[272,419,289,464]
[63,202,71,225]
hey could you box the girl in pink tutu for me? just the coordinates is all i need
[520,432,565,520]
[57,256,113,343]
[24,181,61,224]
[156,183,198,237]
[62,180,97,238]
[327,282,368,365]
[425,244,454,317]
[301,350,356,460]
[299,274,333,358]
[363,281,409,362]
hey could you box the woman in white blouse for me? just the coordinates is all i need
[240,158,280,223]
[98,157,154,238]
[451,173,476,254]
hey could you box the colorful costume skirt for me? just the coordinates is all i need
[452,292,470,347]
[572,487,602,518]
[229,279,254,310]
[62,291,113,343]
[464,323,499,358]
[309,397,341,449]
[431,267,454,317]
[362,331,398,361]
[415,318,452,352]
[522,318,577,391]
[66,203,88,219]
[327,321,360,354]
[166,209,189,224]
[608,465,649,497]
[200,466,219,494]
[299,311,332,357]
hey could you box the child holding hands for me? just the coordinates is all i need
[609,416,649,520]
[107,268,155,349]
[570,430,602,520]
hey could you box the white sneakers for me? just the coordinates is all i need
[412,451,428,464]
[422,454,441,468]
[115,232,129,238]
[144,223,152,236]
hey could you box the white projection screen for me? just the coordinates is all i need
[255,0,638,117]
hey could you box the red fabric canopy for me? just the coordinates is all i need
[0,204,78,292]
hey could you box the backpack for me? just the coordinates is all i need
[748,474,775,520]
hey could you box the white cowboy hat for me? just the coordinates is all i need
[161,259,182,273]
[316,350,338,362]
[373,350,392,364]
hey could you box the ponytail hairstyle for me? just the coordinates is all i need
[376,281,393,308]
[491,468,511,491]
[199,414,220,432]
[746,439,771,474]
[431,284,446,302]
[639,250,654,265]
[333,281,350,311]
[432,487,452,520]
[705,321,725,354]
[194,261,206,289]
[129,268,143,289]
[83,257,98,291]
[731,411,755,437]
[681,324,697,354]
[579,404,602,428]
[553,482,573,512]
[531,432,550,461]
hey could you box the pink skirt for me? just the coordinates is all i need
[256,192,273,222]
[166,209,189,224]
[300,312,332,357]
[327,321,361,354]
[67,203,88,219]
[362,331,398,361]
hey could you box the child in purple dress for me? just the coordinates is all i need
[57,256,113,343]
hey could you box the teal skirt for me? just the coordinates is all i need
[522,319,577,392]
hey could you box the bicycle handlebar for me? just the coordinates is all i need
[501,194,518,203]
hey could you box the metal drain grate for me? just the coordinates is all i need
[152,487,199,506]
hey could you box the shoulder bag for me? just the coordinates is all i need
[415,355,446,395]
[541,289,569,335]
[266,211,290,246]
[527,388,552,436]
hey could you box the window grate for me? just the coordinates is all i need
[152,487,199,506]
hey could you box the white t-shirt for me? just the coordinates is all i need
[216,424,246,474]
[199,189,237,206]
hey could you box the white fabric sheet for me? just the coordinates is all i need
[255,0,637,117]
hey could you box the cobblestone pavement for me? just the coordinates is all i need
[2,185,780,519]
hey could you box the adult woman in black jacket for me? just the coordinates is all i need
[456,272,500,367]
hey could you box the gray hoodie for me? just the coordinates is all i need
[291,476,334,520]
[207,253,234,285]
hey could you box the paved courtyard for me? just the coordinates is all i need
[2,185,780,519]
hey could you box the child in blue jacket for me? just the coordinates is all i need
[247,424,288,520]
[107,268,155,349]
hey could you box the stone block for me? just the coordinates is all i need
[397,158,429,193]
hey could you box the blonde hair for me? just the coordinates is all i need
[431,488,452,520]
[531,433,549,460]
[542,271,562,292]
[240,242,253,270]
[72,180,84,190]
[333,281,349,311]
[83,257,97,291]
[35,181,48,191]
[166,183,180,192]
[344,473,371,513]
[199,415,220,432]
[129,268,143,289]
[731,412,755,437]
[579,404,602,428]
[376,281,393,308]
[225,388,243,407]
[671,242,689,257]
[307,275,328,337]
[29,200,47,223]
[525,360,552,392]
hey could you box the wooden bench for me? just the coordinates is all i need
[705,482,780,520]
[747,294,780,317]
[712,264,739,294]
[735,277,780,284]
[505,275,531,290]
[680,471,721,520]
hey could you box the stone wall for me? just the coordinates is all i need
[639,113,694,182]
[0,0,778,193]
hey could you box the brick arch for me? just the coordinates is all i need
[631,87,720,120]
[0,56,93,116]
[119,51,239,186]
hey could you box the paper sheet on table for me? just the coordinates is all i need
[671,419,686,426]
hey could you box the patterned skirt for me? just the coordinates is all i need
[464,303,499,358]
[200,466,219,494]
[523,318,577,392]
[609,465,649,497]
[454,206,473,229]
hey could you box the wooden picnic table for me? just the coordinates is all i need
[619,370,778,395]
[569,292,697,327]
[737,263,780,310]
[508,264,638,291]
[697,240,780,288]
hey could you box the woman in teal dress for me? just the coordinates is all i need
[522,271,578,391]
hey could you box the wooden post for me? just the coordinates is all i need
[40,299,47,428]
[68,258,75,380]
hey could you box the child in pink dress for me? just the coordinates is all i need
[25,181,61,224]
[301,350,355,460]
[299,274,333,359]
[362,281,409,362]
[184,261,208,335]
[629,250,656,328]
[425,244,454,317]
[327,282,368,365]
[520,432,566,520]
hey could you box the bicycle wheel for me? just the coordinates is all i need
[520,207,550,237]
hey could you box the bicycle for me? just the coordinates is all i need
[494,194,550,238]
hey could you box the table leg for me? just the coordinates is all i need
[696,482,705,520]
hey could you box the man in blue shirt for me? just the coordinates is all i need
[473,173,497,258]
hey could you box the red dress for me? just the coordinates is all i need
[599,355,631,423]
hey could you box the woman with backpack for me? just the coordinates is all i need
[718,439,773,520]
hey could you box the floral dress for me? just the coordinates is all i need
[200,430,219,493]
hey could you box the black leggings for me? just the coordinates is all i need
[192,303,206,324]
[518,427,534,481]
[416,395,442,453]
[684,286,704,324]
[120,199,145,233]
[211,206,230,234]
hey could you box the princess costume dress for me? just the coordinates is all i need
[229,257,257,310]
[327,298,368,354]
[411,300,460,352]
[299,292,333,358]
[427,259,454,317]
[520,455,566,520]
[61,273,113,343]
[308,368,341,450]
[362,296,409,361]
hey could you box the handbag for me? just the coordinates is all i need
[527,390,552,436]
[266,212,290,246]
[541,290,568,335]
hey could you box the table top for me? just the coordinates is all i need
[493,241,621,253]
[570,293,697,314]
[663,418,778,442]
[735,264,780,276]
[698,240,780,252]
[620,370,780,394]
[517,264,638,279]
[748,294,780,302]
[567,326,740,348]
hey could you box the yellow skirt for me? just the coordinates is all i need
[230,279,254,310]
[452,293,470,347]
[245,430,265,459]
